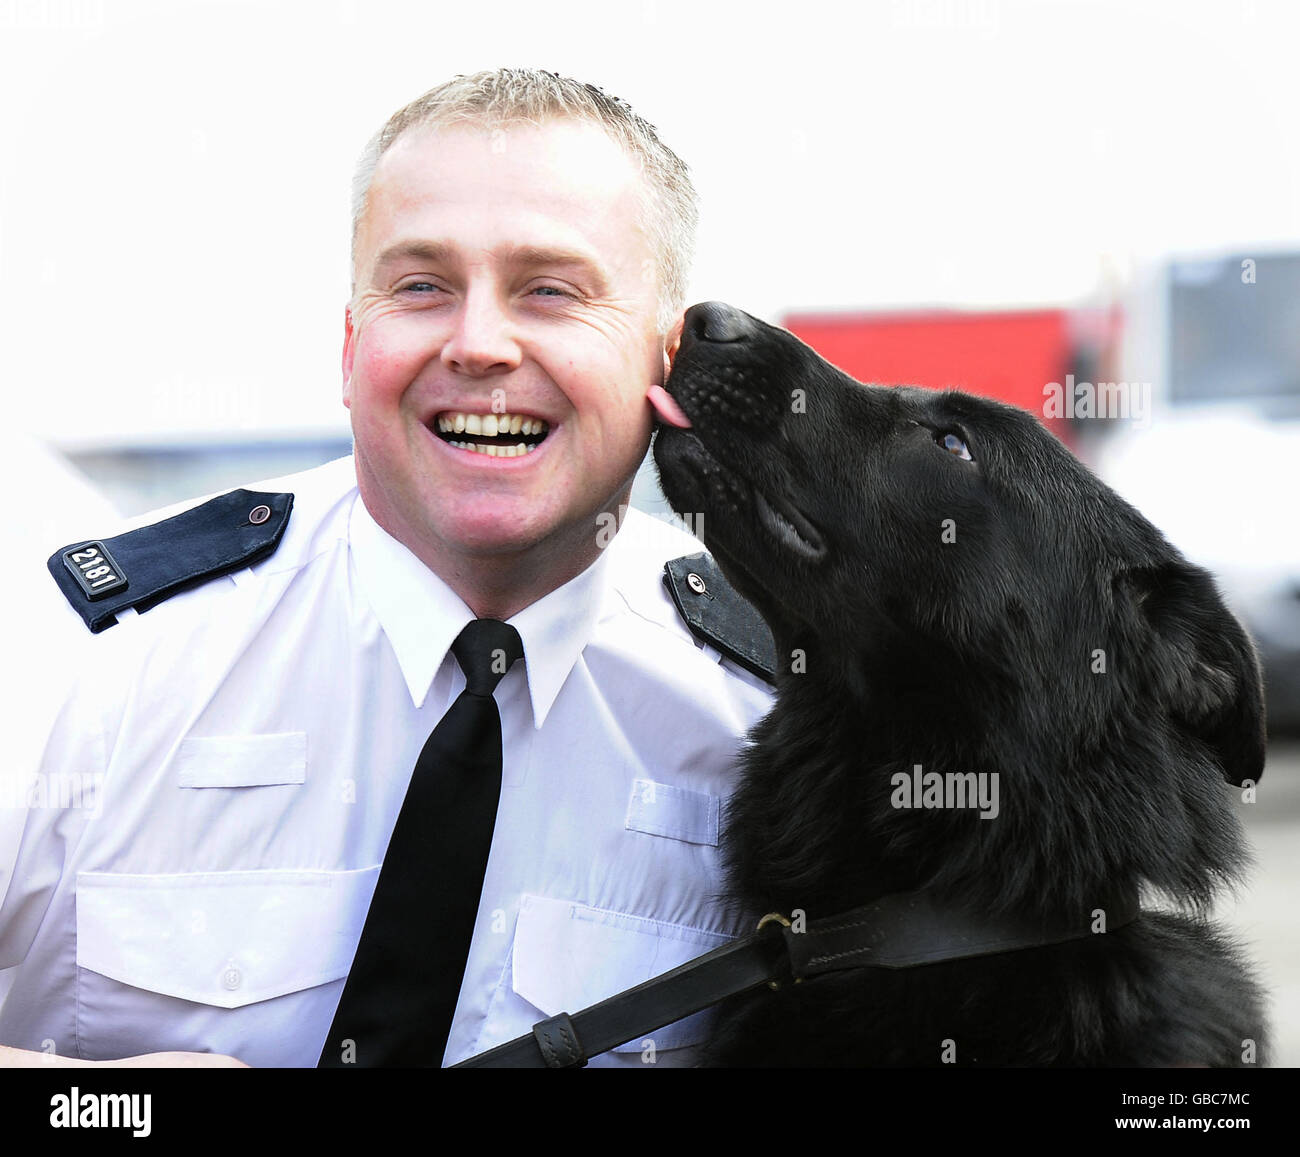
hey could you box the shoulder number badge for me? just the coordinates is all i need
[61,541,128,601]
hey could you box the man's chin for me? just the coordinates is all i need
[424,502,606,566]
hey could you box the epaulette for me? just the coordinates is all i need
[663,552,777,684]
[48,488,294,633]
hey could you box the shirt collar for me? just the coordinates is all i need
[349,495,612,728]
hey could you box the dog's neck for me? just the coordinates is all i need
[724,636,1247,926]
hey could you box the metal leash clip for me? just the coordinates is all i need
[755,912,798,989]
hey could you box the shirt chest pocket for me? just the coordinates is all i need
[623,779,719,846]
[175,733,307,788]
[73,867,377,1065]
[499,893,733,1065]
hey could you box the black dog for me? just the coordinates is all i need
[651,302,1268,1066]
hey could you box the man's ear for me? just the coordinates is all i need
[342,306,356,408]
[663,313,685,379]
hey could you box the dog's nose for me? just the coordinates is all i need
[686,301,753,343]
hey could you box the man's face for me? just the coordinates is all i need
[345,120,670,581]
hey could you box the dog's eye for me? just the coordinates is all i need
[937,430,974,461]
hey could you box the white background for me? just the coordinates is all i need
[1,0,1297,448]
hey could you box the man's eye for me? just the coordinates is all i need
[530,285,571,298]
[400,281,441,294]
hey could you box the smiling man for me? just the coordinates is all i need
[0,70,773,1068]
[346,116,666,618]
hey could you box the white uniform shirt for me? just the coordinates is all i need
[0,455,773,1067]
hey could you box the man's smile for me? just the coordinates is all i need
[425,410,559,467]
[432,409,552,457]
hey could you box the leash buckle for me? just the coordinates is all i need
[531,1012,588,1068]
[756,912,801,990]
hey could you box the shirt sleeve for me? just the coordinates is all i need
[0,591,108,971]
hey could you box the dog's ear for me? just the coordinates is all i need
[1120,562,1266,787]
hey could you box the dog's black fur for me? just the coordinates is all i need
[653,302,1268,1066]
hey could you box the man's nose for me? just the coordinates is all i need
[440,289,522,377]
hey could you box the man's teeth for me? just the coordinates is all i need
[443,440,538,457]
[435,411,549,457]
[437,412,548,437]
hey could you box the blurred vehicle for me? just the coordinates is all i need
[1092,251,1300,733]
[784,307,1075,439]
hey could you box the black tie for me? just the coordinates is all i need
[319,618,525,1067]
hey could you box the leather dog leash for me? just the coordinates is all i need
[452,889,1140,1068]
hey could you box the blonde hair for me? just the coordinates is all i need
[351,68,698,334]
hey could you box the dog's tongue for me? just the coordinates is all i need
[647,384,692,429]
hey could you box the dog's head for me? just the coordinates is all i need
[653,302,1264,826]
